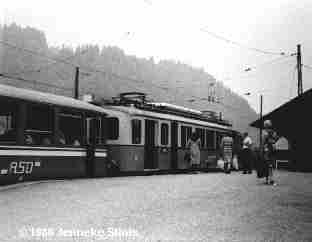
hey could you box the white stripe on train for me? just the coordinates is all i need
[0,149,107,157]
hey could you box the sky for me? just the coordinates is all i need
[1,0,312,114]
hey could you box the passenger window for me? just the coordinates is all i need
[25,105,53,145]
[181,126,192,147]
[216,132,222,150]
[0,100,17,143]
[206,130,215,149]
[59,111,83,146]
[195,128,205,148]
[107,117,119,140]
[132,119,141,144]
[161,123,169,145]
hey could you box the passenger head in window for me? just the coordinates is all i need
[190,132,199,142]
[73,139,80,146]
[57,130,66,145]
[42,137,51,145]
[25,134,34,145]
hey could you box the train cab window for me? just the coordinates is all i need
[26,105,53,145]
[132,119,141,144]
[59,111,83,146]
[160,123,169,146]
[107,117,119,140]
[86,116,102,144]
[206,130,215,149]
[181,126,192,147]
[0,100,17,143]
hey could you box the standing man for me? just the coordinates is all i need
[220,134,234,173]
[242,132,253,174]
[262,120,279,185]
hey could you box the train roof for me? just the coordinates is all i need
[103,105,233,131]
[0,84,107,114]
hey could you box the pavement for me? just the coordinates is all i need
[0,170,312,242]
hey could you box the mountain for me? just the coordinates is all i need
[0,23,258,144]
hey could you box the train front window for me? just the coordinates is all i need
[59,111,83,146]
[25,105,53,145]
[107,117,119,140]
[0,100,17,143]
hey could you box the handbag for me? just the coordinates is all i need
[184,151,191,162]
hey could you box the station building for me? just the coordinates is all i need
[250,88,312,171]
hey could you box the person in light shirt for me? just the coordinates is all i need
[242,132,253,174]
[220,134,234,173]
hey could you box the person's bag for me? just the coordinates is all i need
[232,155,239,170]
[217,159,224,170]
[184,151,191,162]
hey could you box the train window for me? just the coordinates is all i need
[26,105,53,145]
[181,126,192,147]
[132,119,141,144]
[216,132,222,150]
[101,117,107,144]
[0,100,17,143]
[59,111,83,146]
[86,116,102,144]
[161,123,169,145]
[195,128,205,148]
[206,130,215,149]
[107,117,119,140]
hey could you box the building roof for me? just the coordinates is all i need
[250,88,312,138]
[0,84,107,114]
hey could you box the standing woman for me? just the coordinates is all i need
[220,134,234,173]
[187,132,201,169]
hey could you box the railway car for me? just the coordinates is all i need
[0,84,108,185]
[101,92,235,172]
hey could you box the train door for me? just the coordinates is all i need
[144,119,157,169]
[171,121,178,169]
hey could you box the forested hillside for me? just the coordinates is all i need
[0,23,258,143]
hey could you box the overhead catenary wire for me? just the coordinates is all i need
[200,28,290,56]
[7,49,90,76]
[0,73,73,91]
[0,40,77,67]
[0,40,170,92]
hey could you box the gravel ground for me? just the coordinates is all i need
[0,170,312,242]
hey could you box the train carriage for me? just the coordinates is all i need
[102,92,235,172]
[0,84,108,185]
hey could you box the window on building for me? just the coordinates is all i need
[132,119,141,144]
[106,117,119,140]
[58,111,83,146]
[0,99,17,143]
[206,130,215,149]
[161,123,169,145]
[25,104,53,145]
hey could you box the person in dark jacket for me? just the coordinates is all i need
[261,120,279,185]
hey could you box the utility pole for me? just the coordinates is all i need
[259,94,263,151]
[297,44,303,96]
[74,66,79,99]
